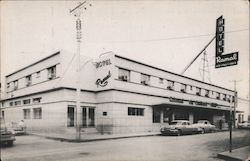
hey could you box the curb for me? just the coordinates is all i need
[29,133,161,143]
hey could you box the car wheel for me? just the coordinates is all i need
[177,130,182,136]
[7,141,13,146]
[200,128,205,134]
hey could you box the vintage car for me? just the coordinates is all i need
[160,120,201,136]
[7,121,27,135]
[192,120,216,133]
[0,118,16,146]
[238,121,250,129]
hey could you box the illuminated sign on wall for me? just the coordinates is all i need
[96,71,111,87]
[215,15,239,68]
[96,59,112,69]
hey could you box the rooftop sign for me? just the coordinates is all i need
[215,16,239,68]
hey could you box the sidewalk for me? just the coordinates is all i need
[30,131,161,142]
[217,146,250,161]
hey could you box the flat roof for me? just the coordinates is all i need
[115,54,234,92]
[6,51,60,77]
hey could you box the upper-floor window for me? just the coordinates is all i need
[33,97,42,104]
[216,92,220,100]
[7,83,10,89]
[9,102,13,107]
[159,78,164,84]
[26,75,32,87]
[14,100,21,106]
[180,84,187,93]
[205,89,209,97]
[227,95,231,102]
[14,80,18,90]
[36,71,40,78]
[141,74,150,85]
[222,94,227,101]
[47,66,56,80]
[118,68,130,82]
[23,99,31,105]
[167,80,174,90]
[196,87,201,96]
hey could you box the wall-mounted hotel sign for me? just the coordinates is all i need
[215,15,238,68]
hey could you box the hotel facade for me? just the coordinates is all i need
[0,50,238,134]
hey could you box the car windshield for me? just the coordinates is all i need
[170,121,182,125]
[197,120,206,124]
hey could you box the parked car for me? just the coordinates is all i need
[238,121,250,129]
[7,121,27,135]
[192,120,216,133]
[160,120,201,136]
[0,118,16,146]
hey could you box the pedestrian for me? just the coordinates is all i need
[18,120,26,131]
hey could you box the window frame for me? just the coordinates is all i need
[33,108,42,119]
[118,68,130,82]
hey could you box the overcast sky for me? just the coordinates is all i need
[1,0,249,99]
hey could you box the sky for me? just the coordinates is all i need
[1,0,249,100]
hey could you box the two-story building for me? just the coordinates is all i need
[0,50,236,134]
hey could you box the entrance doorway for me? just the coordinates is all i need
[82,107,95,127]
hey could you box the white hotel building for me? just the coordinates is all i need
[0,50,238,134]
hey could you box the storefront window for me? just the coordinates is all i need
[33,108,42,119]
[23,109,31,119]
[118,68,130,82]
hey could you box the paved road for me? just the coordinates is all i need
[1,129,249,161]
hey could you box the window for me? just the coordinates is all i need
[47,66,56,80]
[33,108,42,119]
[159,78,164,84]
[232,96,235,102]
[33,97,42,104]
[14,100,21,106]
[180,84,187,93]
[167,80,174,90]
[118,68,130,82]
[23,99,31,105]
[205,89,209,97]
[141,74,150,85]
[9,102,13,107]
[2,111,4,119]
[36,71,40,78]
[14,80,18,90]
[216,92,220,99]
[103,112,107,116]
[128,107,144,116]
[222,94,227,101]
[7,83,10,89]
[196,87,201,96]
[153,108,161,123]
[227,95,231,102]
[67,106,75,127]
[26,75,32,86]
[23,109,31,119]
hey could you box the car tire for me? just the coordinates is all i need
[7,141,13,146]
[177,130,182,136]
[200,128,205,134]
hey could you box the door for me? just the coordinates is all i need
[82,107,95,127]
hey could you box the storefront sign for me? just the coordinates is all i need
[96,71,111,87]
[169,97,184,103]
[96,59,112,69]
[215,15,238,68]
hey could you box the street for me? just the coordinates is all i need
[1,129,249,161]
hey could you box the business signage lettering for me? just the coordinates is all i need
[215,15,239,68]
[96,59,112,69]
[96,71,111,87]
[169,97,184,103]
[169,97,221,108]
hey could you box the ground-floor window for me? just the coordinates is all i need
[67,106,75,127]
[33,108,42,119]
[1,111,4,119]
[128,107,144,116]
[82,107,95,127]
[23,109,31,119]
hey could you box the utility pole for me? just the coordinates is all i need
[70,1,91,141]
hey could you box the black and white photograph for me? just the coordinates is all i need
[0,0,249,161]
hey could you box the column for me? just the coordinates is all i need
[86,107,89,128]
[189,112,194,124]
[172,112,175,121]
[160,109,164,123]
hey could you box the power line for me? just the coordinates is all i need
[95,28,249,43]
